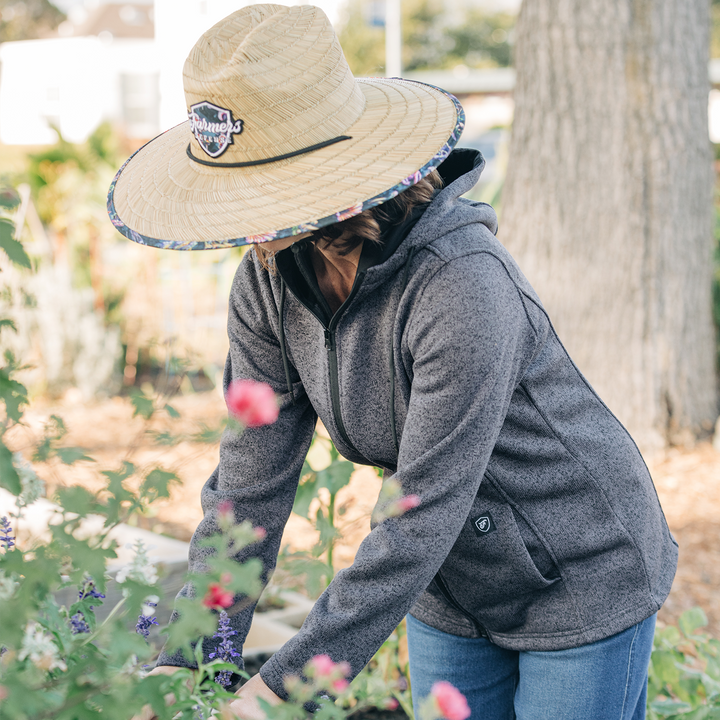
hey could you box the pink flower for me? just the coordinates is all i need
[431,682,470,720]
[217,500,233,524]
[397,495,421,511]
[385,493,422,519]
[309,654,336,677]
[203,582,234,609]
[226,379,279,428]
[332,679,349,692]
[254,526,267,541]
[384,698,399,710]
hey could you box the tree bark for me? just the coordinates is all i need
[501,0,718,452]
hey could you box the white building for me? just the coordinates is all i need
[0,0,340,145]
[0,3,159,144]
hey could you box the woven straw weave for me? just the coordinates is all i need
[109,4,463,249]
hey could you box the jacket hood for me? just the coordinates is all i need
[359,147,498,294]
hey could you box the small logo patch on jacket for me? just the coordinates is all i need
[472,513,496,536]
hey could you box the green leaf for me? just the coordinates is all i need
[0,366,27,422]
[278,548,333,599]
[0,318,17,334]
[315,507,340,548]
[649,700,693,716]
[680,607,709,637]
[651,648,682,687]
[706,655,720,682]
[148,430,181,446]
[191,421,225,444]
[683,708,715,720]
[317,458,354,496]
[140,467,180,502]
[164,403,181,418]
[0,440,21,494]
[136,674,176,716]
[33,414,67,462]
[210,557,263,598]
[701,672,720,701]
[130,390,154,419]
[0,189,20,209]
[48,525,117,587]
[656,625,683,648]
[0,218,31,268]
[56,446,95,465]
[102,461,137,521]
[50,413,68,435]
[56,484,101,517]
[293,472,318,519]
[162,596,216,658]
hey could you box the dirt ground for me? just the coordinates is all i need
[7,390,720,636]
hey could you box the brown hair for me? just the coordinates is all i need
[254,169,443,270]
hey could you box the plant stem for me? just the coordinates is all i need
[79,596,126,646]
[393,690,415,720]
[326,492,336,581]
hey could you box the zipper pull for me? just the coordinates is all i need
[324,329,334,350]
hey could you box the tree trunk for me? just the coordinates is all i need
[501,0,718,452]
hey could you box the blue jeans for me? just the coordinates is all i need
[406,613,656,720]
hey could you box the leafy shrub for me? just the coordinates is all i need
[647,608,720,718]
[0,190,412,718]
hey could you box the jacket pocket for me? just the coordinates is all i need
[439,477,561,632]
[508,499,561,581]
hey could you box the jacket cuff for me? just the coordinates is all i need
[259,655,290,701]
[155,648,199,670]
[260,655,328,713]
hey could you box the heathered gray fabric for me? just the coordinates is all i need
[156,152,678,699]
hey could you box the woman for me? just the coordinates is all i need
[111,5,678,719]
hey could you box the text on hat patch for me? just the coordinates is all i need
[472,512,497,536]
[188,101,244,158]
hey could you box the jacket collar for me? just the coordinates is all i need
[275,148,491,309]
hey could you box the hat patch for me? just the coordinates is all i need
[188,101,244,158]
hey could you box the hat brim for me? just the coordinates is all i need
[107,79,464,251]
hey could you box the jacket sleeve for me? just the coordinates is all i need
[156,251,317,669]
[259,252,538,697]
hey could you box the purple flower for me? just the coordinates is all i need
[78,577,105,610]
[208,611,239,688]
[214,669,233,689]
[70,612,90,634]
[135,601,158,641]
[0,517,15,551]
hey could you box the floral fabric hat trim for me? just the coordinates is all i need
[107,86,465,252]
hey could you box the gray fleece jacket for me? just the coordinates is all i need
[157,150,678,698]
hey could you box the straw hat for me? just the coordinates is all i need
[107,3,465,251]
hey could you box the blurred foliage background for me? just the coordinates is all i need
[0,1,720,716]
[1,0,720,392]
[337,0,514,75]
[0,0,65,43]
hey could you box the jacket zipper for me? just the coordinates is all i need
[324,328,360,457]
[434,571,489,639]
[288,243,368,460]
[321,270,370,460]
